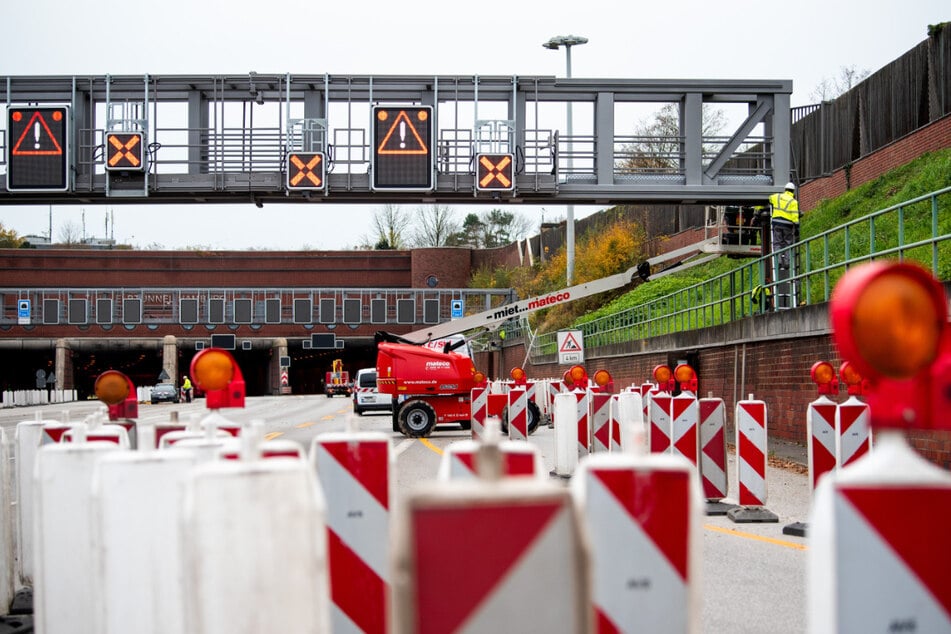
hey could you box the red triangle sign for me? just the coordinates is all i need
[840,486,951,618]
[411,499,562,633]
[12,111,64,156]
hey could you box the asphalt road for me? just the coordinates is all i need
[1,394,810,633]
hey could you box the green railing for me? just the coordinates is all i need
[528,186,951,360]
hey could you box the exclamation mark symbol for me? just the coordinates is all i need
[34,121,41,150]
[399,120,406,149]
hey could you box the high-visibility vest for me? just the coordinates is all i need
[769,191,799,224]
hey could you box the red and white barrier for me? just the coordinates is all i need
[183,458,330,634]
[698,397,728,503]
[470,386,488,441]
[33,437,121,634]
[573,452,701,633]
[808,433,951,632]
[507,386,528,441]
[590,392,613,453]
[437,439,545,481]
[311,432,392,634]
[836,395,872,468]
[730,396,778,522]
[648,390,672,454]
[807,395,839,491]
[392,479,590,633]
[0,428,13,616]
[609,395,622,451]
[64,423,130,448]
[670,391,699,465]
[574,388,590,458]
[93,449,200,633]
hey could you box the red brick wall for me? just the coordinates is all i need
[800,113,951,211]
[410,248,473,288]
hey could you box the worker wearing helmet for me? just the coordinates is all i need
[768,182,800,308]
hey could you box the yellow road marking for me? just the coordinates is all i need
[321,415,334,421]
[264,431,284,441]
[704,524,807,550]
[419,438,443,455]
[295,422,316,429]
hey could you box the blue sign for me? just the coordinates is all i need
[18,299,30,324]
[451,299,464,319]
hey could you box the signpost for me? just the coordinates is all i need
[6,105,69,191]
[557,330,584,364]
[371,106,433,191]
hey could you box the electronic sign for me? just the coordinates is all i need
[286,152,325,190]
[476,153,515,191]
[6,105,69,191]
[371,106,433,191]
[105,132,146,172]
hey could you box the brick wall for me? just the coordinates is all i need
[800,113,951,211]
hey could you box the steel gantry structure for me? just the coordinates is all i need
[1,73,791,206]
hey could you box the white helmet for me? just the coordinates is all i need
[784,182,795,191]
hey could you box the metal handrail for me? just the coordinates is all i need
[528,186,951,360]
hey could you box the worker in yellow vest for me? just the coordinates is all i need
[768,182,800,308]
[182,375,193,403]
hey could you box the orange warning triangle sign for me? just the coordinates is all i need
[377,110,428,155]
[12,111,64,156]
[559,333,582,353]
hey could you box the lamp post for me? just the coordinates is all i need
[543,34,587,285]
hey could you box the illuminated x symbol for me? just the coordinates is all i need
[107,133,142,168]
[478,154,513,190]
[288,153,323,188]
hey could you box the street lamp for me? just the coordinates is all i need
[543,35,587,285]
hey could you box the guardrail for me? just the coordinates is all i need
[527,186,951,360]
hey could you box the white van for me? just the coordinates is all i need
[352,367,392,415]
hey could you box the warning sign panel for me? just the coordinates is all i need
[6,105,69,191]
[371,105,433,191]
[557,330,584,364]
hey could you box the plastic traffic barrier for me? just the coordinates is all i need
[14,415,60,586]
[698,397,729,507]
[648,390,673,454]
[574,388,590,458]
[0,428,13,616]
[470,386,488,441]
[670,391,699,465]
[808,433,951,632]
[807,395,839,491]
[590,392,613,453]
[573,452,702,633]
[836,395,871,468]
[182,458,330,633]
[311,432,392,634]
[506,386,528,441]
[552,392,579,477]
[437,439,545,481]
[93,448,200,633]
[728,396,778,523]
[392,479,590,633]
[615,391,645,453]
[33,437,121,634]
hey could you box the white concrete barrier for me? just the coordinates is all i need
[93,448,200,633]
[183,458,330,633]
[392,478,590,633]
[0,428,14,616]
[15,415,60,586]
[552,392,579,477]
[573,452,702,633]
[33,439,121,634]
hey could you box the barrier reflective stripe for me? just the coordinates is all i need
[508,387,528,441]
[393,481,589,633]
[573,453,699,633]
[698,398,728,501]
[807,395,838,490]
[609,394,622,452]
[575,389,590,458]
[809,434,951,632]
[312,433,391,634]
[649,392,672,454]
[590,392,613,453]
[470,386,488,441]
[735,398,768,506]
[837,396,872,468]
[437,440,544,481]
[670,392,699,465]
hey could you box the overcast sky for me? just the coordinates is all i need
[0,0,946,250]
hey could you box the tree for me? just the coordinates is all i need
[809,65,871,102]
[446,209,532,248]
[619,103,727,172]
[360,204,411,250]
[57,220,81,245]
[411,205,460,247]
[0,223,23,248]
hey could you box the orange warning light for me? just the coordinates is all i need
[473,371,487,384]
[839,361,866,396]
[95,370,130,405]
[653,365,672,384]
[52,110,62,121]
[417,110,428,121]
[569,365,588,384]
[378,110,389,121]
[191,348,246,409]
[11,111,21,122]
[810,361,838,395]
[673,363,698,391]
[593,369,612,387]
[510,367,527,382]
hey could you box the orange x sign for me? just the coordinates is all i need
[477,153,514,191]
[106,133,144,170]
[287,152,324,189]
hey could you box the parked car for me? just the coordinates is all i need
[151,383,180,403]
[352,368,391,415]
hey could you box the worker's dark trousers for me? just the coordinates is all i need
[771,220,797,309]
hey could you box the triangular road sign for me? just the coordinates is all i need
[559,332,582,353]
[377,110,428,155]
[11,111,64,156]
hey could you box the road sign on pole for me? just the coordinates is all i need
[6,105,69,191]
[557,330,584,364]
[371,106,433,191]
